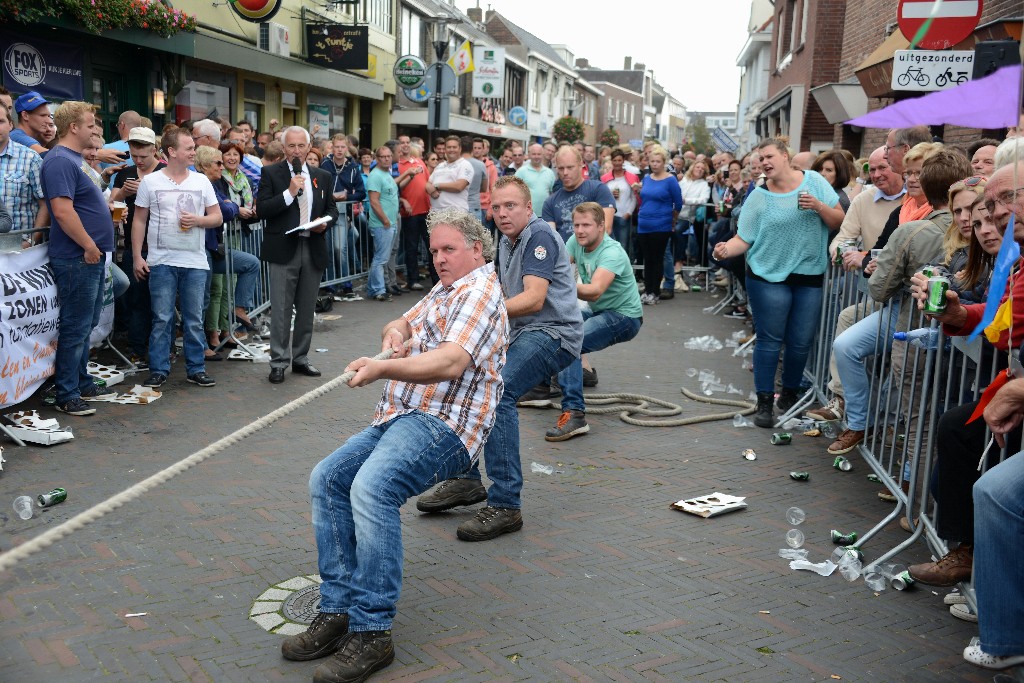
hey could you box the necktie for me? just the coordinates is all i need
[297,174,310,226]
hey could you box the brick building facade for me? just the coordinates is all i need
[762,0,1020,158]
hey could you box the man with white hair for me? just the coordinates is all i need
[191,119,222,150]
[255,126,338,384]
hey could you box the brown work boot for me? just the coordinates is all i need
[807,396,845,421]
[281,611,349,661]
[908,543,973,586]
[827,428,865,455]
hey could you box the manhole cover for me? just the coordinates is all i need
[249,574,322,635]
[282,584,321,623]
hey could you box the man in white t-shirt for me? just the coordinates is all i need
[131,126,222,390]
[425,135,473,210]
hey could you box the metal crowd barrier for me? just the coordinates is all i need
[784,257,1020,614]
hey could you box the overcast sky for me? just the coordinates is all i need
[453,0,754,113]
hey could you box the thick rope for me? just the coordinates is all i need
[0,353,750,573]
[0,348,396,574]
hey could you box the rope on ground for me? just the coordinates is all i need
[579,388,754,427]
[0,348,396,575]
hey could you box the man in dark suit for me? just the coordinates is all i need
[256,126,339,384]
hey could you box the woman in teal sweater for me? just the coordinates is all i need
[713,137,845,426]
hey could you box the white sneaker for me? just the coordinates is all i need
[950,603,977,623]
[963,643,1024,670]
[943,591,967,605]
[674,274,686,292]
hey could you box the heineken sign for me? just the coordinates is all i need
[393,55,427,89]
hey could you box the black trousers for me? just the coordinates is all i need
[638,231,671,296]
[934,399,1019,543]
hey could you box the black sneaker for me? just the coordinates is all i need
[187,372,216,387]
[313,630,394,683]
[128,353,149,370]
[416,478,487,512]
[457,506,523,541]
[544,410,590,442]
[659,288,675,300]
[582,367,598,387]
[81,385,118,401]
[753,392,775,428]
[281,612,349,661]
[143,372,167,388]
[517,384,552,408]
[372,293,392,302]
[55,397,96,416]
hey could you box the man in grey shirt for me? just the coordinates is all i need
[417,176,582,541]
[461,135,488,223]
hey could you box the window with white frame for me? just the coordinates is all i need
[548,74,558,112]
[400,8,423,57]
[363,0,392,34]
[532,68,547,111]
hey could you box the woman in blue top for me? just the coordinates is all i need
[713,138,845,427]
[636,145,683,305]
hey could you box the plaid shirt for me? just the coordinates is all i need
[0,140,44,232]
[373,263,508,461]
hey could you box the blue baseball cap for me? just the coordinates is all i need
[14,91,51,115]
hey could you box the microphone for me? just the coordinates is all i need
[291,157,304,197]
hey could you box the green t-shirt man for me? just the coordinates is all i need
[566,233,643,319]
[367,165,399,229]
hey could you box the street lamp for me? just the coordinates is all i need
[427,12,458,136]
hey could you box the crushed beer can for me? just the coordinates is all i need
[891,570,915,590]
[833,455,853,471]
[831,529,858,545]
[742,449,757,461]
[789,471,810,481]
[37,487,67,508]
[771,432,792,445]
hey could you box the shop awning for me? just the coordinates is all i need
[194,33,384,101]
[810,81,869,124]
[854,30,911,99]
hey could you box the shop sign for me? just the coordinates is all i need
[306,24,369,70]
[508,106,527,127]
[394,55,427,89]
[471,47,505,98]
[1,32,84,100]
[308,104,330,140]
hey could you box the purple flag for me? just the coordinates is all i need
[846,65,1022,129]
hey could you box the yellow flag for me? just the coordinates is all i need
[984,299,1014,344]
[447,40,474,75]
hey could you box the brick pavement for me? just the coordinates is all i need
[0,289,995,682]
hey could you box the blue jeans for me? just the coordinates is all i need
[558,310,642,412]
[311,412,470,632]
[832,301,901,431]
[211,248,260,309]
[744,276,823,395]
[148,265,207,376]
[457,330,576,508]
[51,256,107,403]
[973,453,1024,656]
[612,216,631,257]
[367,225,395,296]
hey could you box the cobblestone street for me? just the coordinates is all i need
[0,290,991,682]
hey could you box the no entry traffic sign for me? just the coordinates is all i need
[898,0,983,49]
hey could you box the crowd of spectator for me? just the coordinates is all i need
[3,80,1024,673]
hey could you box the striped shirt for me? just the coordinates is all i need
[373,262,508,461]
[0,140,44,232]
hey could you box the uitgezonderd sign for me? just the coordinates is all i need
[471,47,505,98]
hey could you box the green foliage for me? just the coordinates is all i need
[552,116,584,144]
[685,114,714,157]
[599,127,619,147]
[0,0,198,38]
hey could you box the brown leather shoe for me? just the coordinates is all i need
[807,396,844,421]
[908,544,973,586]
[827,428,865,455]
